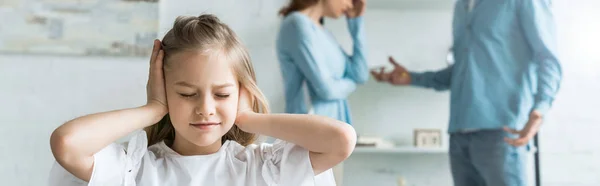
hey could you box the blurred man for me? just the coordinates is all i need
[372,0,561,185]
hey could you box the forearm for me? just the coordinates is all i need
[520,0,562,114]
[51,103,166,159]
[409,66,453,91]
[533,57,561,114]
[346,16,369,83]
[237,113,356,155]
[523,110,543,137]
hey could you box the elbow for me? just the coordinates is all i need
[333,124,357,159]
[50,127,94,182]
[315,87,338,100]
[50,127,70,161]
[50,124,79,163]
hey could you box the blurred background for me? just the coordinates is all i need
[1,0,599,185]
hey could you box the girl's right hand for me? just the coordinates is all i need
[146,39,168,114]
[234,86,255,132]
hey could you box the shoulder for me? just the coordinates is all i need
[279,12,317,37]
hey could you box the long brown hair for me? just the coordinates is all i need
[144,14,270,147]
[279,0,319,17]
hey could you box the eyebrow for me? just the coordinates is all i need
[174,81,235,89]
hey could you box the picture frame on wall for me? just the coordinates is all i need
[414,129,442,148]
[0,0,159,57]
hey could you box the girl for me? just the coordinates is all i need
[49,14,356,186]
[276,0,368,124]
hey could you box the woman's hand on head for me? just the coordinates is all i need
[346,0,366,18]
[146,39,168,115]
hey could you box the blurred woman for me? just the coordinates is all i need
[276,0,368,125]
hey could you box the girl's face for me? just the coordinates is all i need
[323,0,353,18]
[164,51,239,147]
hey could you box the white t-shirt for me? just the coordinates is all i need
[48,131,336,186]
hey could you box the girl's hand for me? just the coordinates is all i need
[146,40,168,115]
[235,85,255,130]
[346,0,366,18]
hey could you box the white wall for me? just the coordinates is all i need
[0,56,148,186]
[538,1,600,185]
[1,0,599,186]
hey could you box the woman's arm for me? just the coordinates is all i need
[278,15,357,101]
[50,40,167,181]
[344,0,369,84]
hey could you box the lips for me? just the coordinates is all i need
[190,122,220,130]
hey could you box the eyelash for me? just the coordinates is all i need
[216,94,230,98]
[179,93,196,98]
[178,93,230,99]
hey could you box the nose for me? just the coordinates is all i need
[194,95,216,116]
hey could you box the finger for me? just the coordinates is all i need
[369,67,383,80]
[154,50,165,71]
[504,138,518,146]
[377,68,388,81]
[149,50,165,93]
[380,72,391,82]
[238,85,253,112]
[377,73,388,82]
[147,41,160,84]
[388,56,401,68]
[370,70,382,81]
[504,137,527,147]
[238,85,247,100]
[503,126,520,135]
[150,39,160,64]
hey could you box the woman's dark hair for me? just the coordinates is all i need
[279,0,319,17]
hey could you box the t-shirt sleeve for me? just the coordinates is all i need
[48,130,148,186]
[258,139,335,186]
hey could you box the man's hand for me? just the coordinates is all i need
[504,110,543,146]
[371,57,411,85]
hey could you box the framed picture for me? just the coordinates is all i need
[0,0,158,57]
[414,129,442,147]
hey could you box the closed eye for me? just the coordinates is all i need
[179,93,196,98]
[216,94,230,98]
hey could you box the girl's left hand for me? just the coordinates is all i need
[346,0,366,18]
[235,85,254,127]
